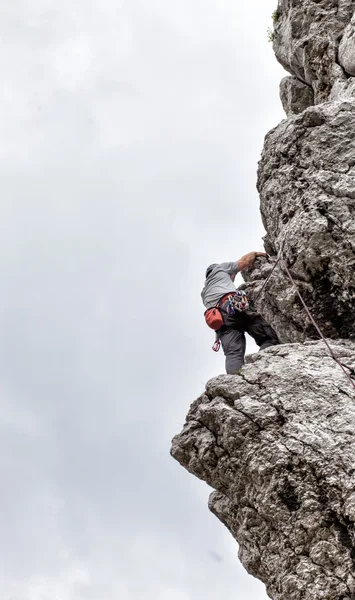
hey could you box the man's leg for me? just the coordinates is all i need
[244,313,279,350]
[219,328,246,374]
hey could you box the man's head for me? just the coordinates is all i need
[205,264,218,278]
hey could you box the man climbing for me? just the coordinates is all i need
[201,252,279,374]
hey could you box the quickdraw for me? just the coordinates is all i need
[227,290,249,314]
[212,334,221,352]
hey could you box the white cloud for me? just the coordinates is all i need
[0,0,284,598]
[158,590,191,600]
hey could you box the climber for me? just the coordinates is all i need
[201,252,279,374]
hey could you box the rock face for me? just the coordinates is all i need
[272,0,354,103]
[243,100,355,344]
[339,12,355,77]
[171,3,355,599]
[279,76,314,116]
[171,342,355,600]
[243,0,355,344]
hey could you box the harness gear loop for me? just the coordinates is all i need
[227,290,249,314]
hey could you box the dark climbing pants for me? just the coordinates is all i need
[219,305,279,374]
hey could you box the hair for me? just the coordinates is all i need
[205,264,217,278]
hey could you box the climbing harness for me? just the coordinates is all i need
[205,290,249,351]
[204,232,355,387]
[227,290,249,314]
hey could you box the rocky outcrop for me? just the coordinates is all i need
[172,3,355,599]
[279,76,314,116]
[171,342,355,600]
[248,2,355,343]
[339,12,355,76]
[242,100,355,343]
[272,0,354,103]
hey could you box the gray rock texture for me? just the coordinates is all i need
[171,342,355,600]
[244,100,355,343]
[272,0,354,104]
[172,4,355,599]
[279,76,314,116]
[339,12,355,77]
[330,75,355,100]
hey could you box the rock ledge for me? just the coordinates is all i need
[172,341,355,600]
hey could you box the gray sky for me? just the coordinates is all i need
[0,2,285,599]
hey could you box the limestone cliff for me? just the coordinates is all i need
[243,99,355,343]
[272,0,354,105]
[171,3,355,599]
[242,0,355,344]
[172,342,355,600]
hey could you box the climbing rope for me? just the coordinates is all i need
[282,261,355,391]
[254,251,355,390]
[252,231,289,304]
[253,254,282,304]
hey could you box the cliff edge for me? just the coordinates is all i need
[171,3,355,599]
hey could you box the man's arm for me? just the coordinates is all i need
[236,251,267,272]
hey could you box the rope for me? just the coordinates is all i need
[282,261,355,390]
[252,246,355,390]
[253,231,288,304]
[253,254,282,304]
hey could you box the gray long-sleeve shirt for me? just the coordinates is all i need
[201,262,239,309]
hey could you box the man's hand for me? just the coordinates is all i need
[237,251,267,272]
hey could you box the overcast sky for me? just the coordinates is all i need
[0,2,285,599]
